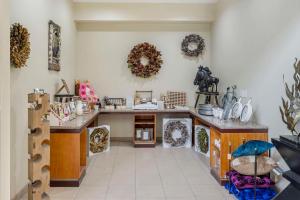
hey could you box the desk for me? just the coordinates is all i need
[50,108,268,186]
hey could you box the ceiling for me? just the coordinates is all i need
[73,0,219,4]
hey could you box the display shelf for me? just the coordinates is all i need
[133,114,156,147]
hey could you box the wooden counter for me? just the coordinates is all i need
[50,111,99,187]
[50,108,268,186]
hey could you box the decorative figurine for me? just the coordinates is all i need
[194,66,219,93]
[222,85,238,120]
[194,66,220,108]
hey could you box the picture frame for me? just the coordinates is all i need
[135,90,153,105]
[48,20,61,71]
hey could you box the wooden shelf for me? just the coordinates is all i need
[133,114,156,148]
[135,122,155,125]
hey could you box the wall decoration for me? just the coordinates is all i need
[181,34,205,57]
[89,125,110,155]
[163,118,192,148]
[194,125,210,157]
[10,23,31,68]
[127,42,163,78]
[48,20,61,71]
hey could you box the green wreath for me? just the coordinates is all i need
[197,128,209,154]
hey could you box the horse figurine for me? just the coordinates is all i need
[194,66,219,93]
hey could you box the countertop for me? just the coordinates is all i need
[50,108,268,133]
[50,111,99,133]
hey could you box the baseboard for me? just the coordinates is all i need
[110,137,132,142]
[11,184,27,200]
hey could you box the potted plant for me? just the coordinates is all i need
[271,58,300,200]
[279,58,300,145]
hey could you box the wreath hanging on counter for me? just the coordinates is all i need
[164,120,189,147]
[127,42,163,78]
[181,34,205,57]
[198,128,209,154]
[10,23,31,68]
[90,127,110,153]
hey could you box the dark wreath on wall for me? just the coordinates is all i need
[127,42,163,78]
[10,23,31,68]
[48,20,61,71]
[181,34,205,57]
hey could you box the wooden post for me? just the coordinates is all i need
[28,93,50,199]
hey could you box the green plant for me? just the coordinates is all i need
[280,58,300,137]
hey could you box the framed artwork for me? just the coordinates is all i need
[48,20,61,71]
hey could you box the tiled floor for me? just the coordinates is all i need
[23,142,235,200]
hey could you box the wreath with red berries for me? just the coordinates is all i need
[127,42,163,78]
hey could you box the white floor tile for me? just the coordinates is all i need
[21,142,231,200]
[136,185,165,198]
[163,185,194,198]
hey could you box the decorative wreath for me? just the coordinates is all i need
[90,127,109,153]
[10,23,31,68]
[164,120,189,147]
[181,34,205,57]
[127,42,163,78]
[198,128,209,154]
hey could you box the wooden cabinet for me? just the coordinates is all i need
[50,112,98,187]
[210,128,268,185]
[133,114,156,147]
[194,117,268,185]
[50,128,87,187]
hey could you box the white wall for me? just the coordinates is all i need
[212,0,300,189]
[0,0,11,199]
[76,26,211,104]
[212,0,300,138]
[10,0,76,197]
[76,23,211,137]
